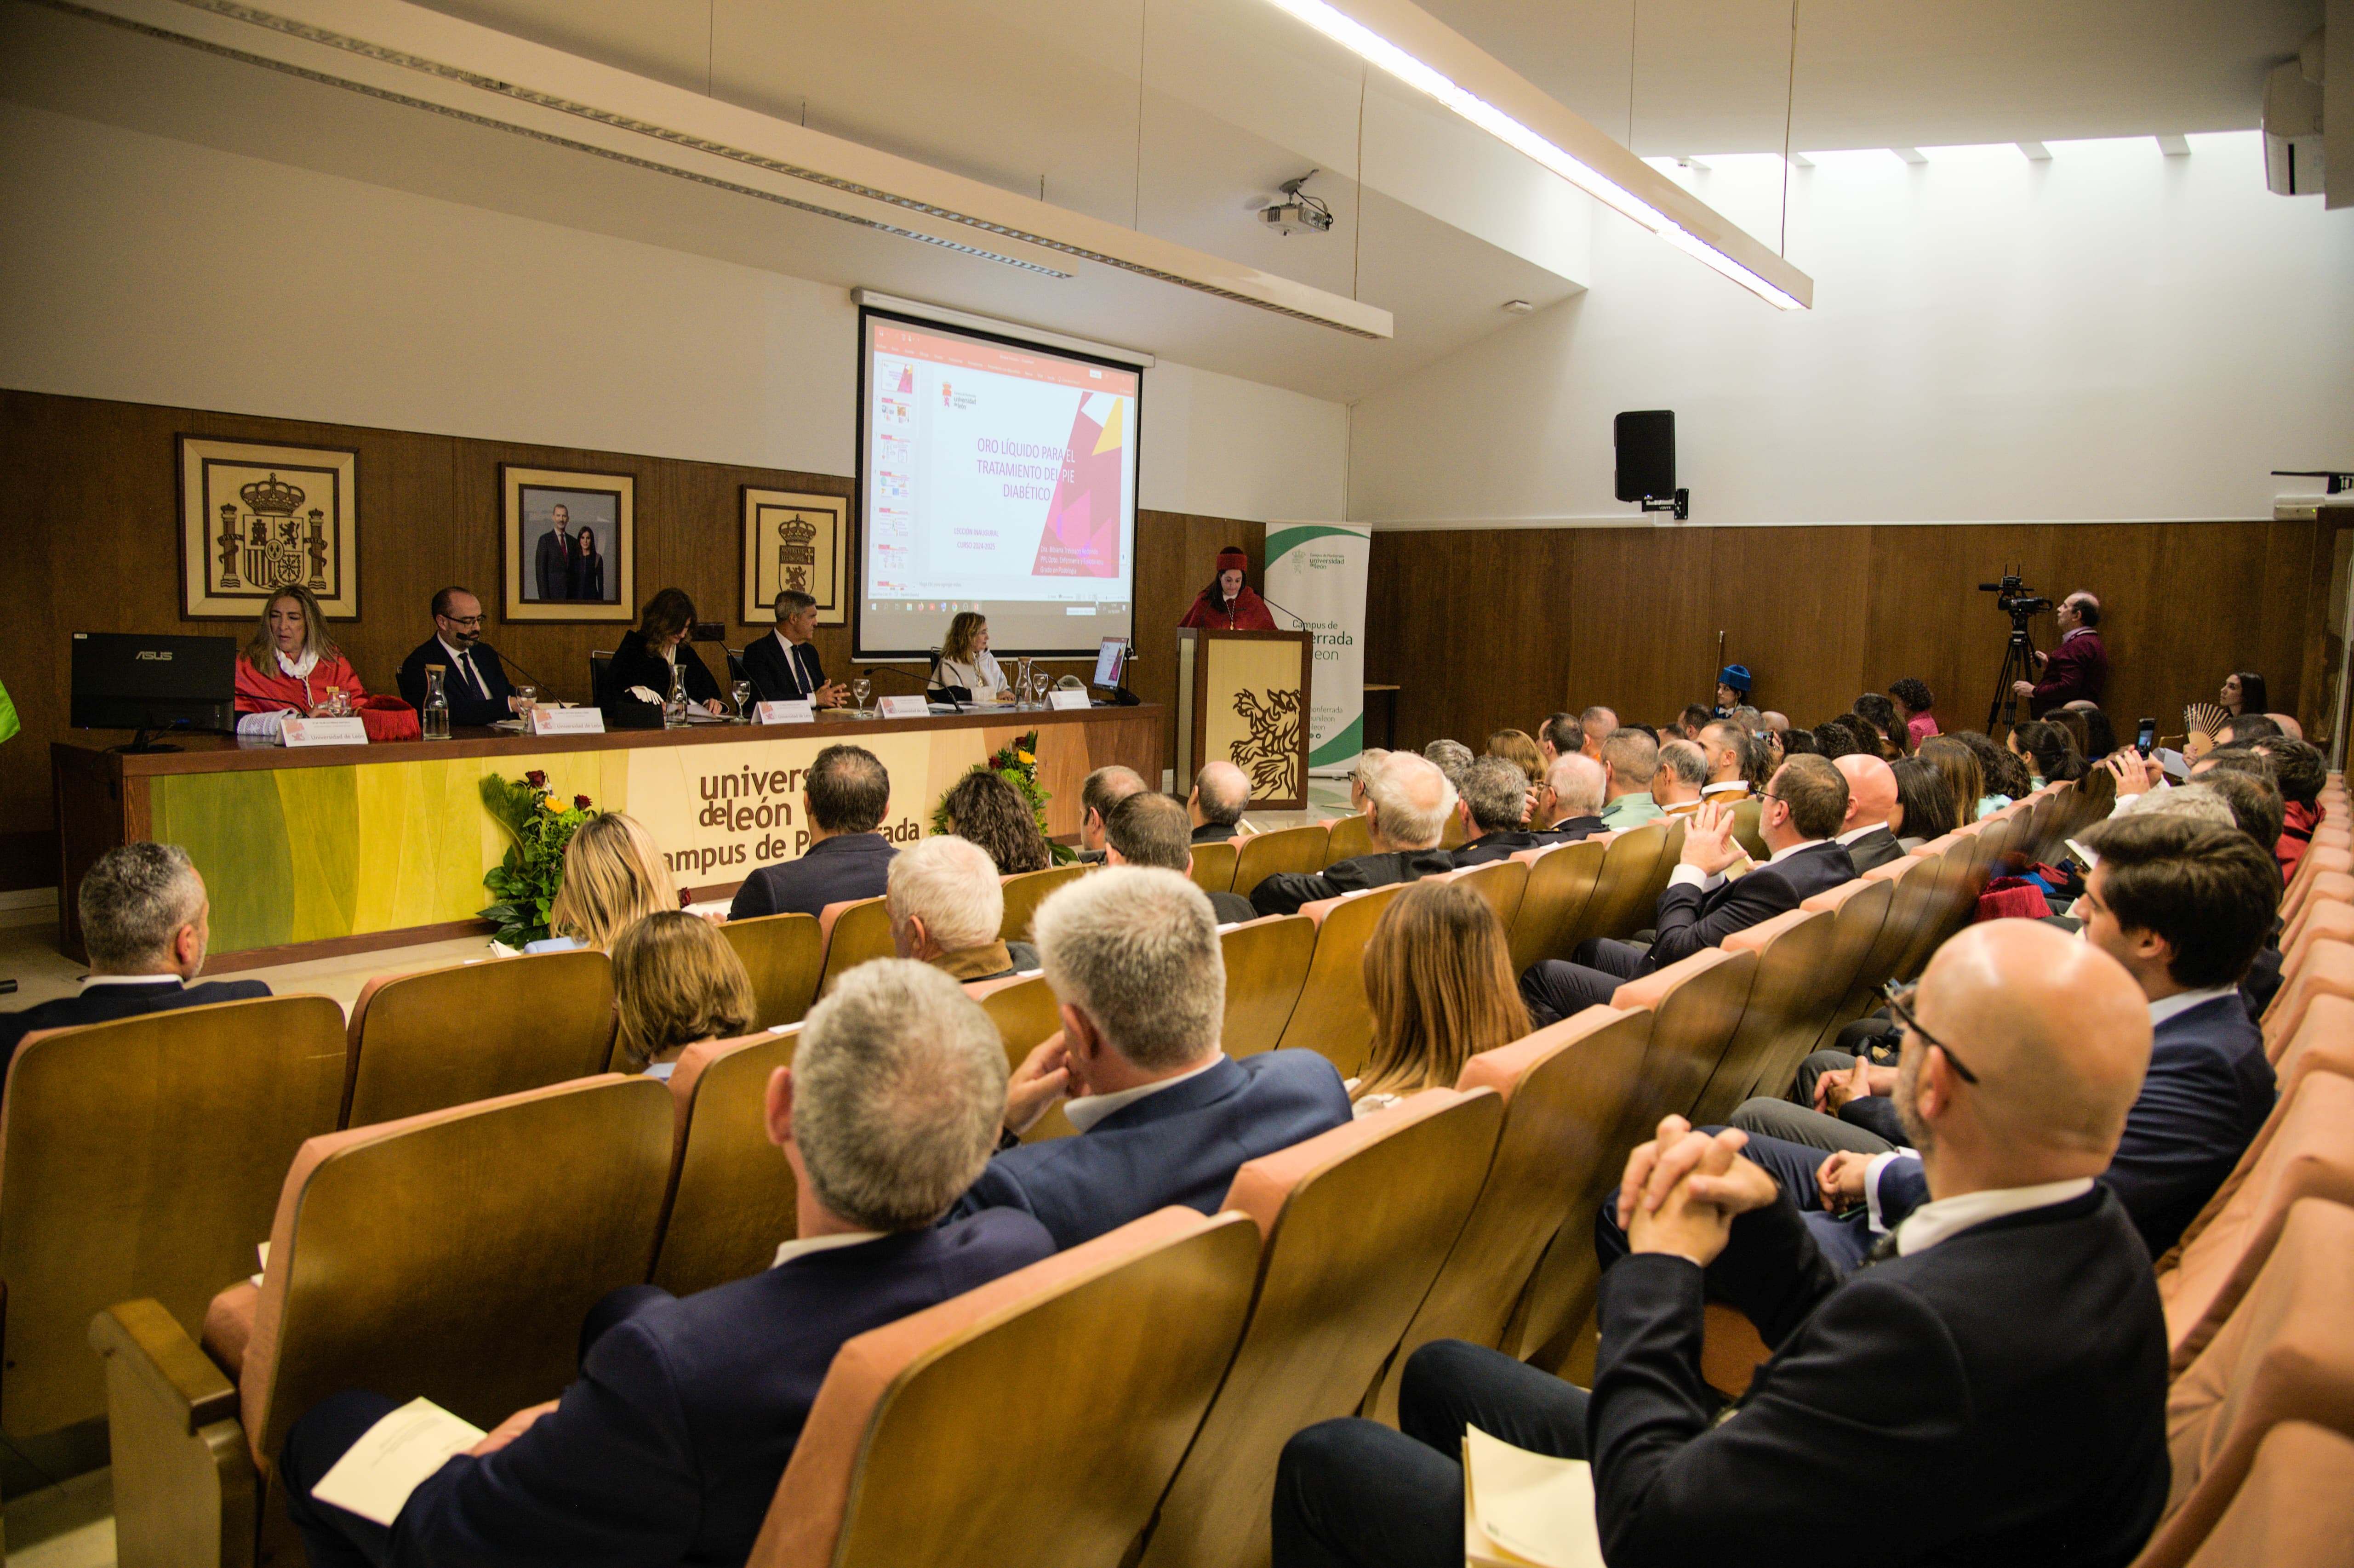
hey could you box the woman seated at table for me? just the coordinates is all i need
[942,768,1053,874]
[610,909,757,1079]
[937,610,1008,701]
[234,585,367,736]
[546,812,680,951]
[605,587,724,715]
[1350,880,1529,1117]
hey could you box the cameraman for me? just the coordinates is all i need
[2011,590,2108,717]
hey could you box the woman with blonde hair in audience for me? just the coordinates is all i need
[610,910,756,1078]
[1484,729,1544,787]
[1352,880,1530,1116]
[549,811,680,950]
[941,768,1052,873]
[1919,735,1991,822]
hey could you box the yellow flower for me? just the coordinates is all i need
[1016,750,1035,765]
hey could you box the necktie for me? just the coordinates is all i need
[456,649,489,700]
[794,643,815,697]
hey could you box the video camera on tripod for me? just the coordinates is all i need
[1979,570,2052,730]
[1979,574,2051,623]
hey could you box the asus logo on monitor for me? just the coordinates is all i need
[134,650,174,661]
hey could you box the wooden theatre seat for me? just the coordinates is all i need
[1433,856,1529,935]
[965,973,1076,1142]
[1609,945,1761,1136]
[341,948,614,1128]
[1273,883,1412,1078]
[1188,840,1238,895]
[1695,906,1842,1123]
[651,1029,803,1296]
[2280,872,2352,958]
[999,863,1089,945]
[1218,914,1318,1059]
[718,913,825,1030]
[2262,941,2353,1063]
[743,1209,1261,1568]
[92,1075,673,1568]
[1564,823,1670,948]
[1321,812,1373,868]
[1506,838,1608,974]
[1229,824,1332,900]
[1796,876,1895,1052]
[2147,1420,2354,1568]
[2280,900,2354,987]
[1133,1088,1504,1568]
[2,996,345,1441]
[815,896,895,998]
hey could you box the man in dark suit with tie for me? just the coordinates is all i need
[742,589,849,707]
[1830,752,1905,872]
[1274,921,2170,1568]
[1731,815,2280,1267]
[1519,755,1857,1025]
[279,959,1054,1567]
[531,505,574,602]
[1447,757,1543,867]
[1529,753,1608,844]
[1250,753,1456,918]
[396,588,518,729]
[947,867,1352,1250]
[729,745,897,921]
[3,843,269,1070]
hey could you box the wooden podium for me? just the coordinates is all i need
[1175,627,1313,811]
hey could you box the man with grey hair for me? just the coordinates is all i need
[1451,756,1543,866]
[1532,753,1609,843]
[1422,738,1475,788]
[945,868,1349,1249]
[743,587,849,707]
[1188,759,1251,844]
[281,960,1051,1565]
[5,843,268,1068]
[1250,752,1458,917]
[1077,764,1147,862]
[888,835,1036,981]
[1652,739,1709,818]
[1597,727,1665,829]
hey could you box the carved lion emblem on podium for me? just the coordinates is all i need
[1230,687,1303,798]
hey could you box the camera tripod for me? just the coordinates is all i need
[1985,623,2040,732]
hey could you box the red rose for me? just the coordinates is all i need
[526,770,548,789]
[679,889,693,907]
[573,794,592,811]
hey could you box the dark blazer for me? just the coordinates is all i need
[1249,848,1455,918]
[741,633,826,704]
[568,549,604,603]
[730,833,897,922]
[2241,938,2283,1021]
[1451,829,1542,866]
[1192,821,1241,844]
[1874,994,2275,1256]
[1840,825,1905,873]
[1534,814,1607,845]
[1589,1186,2167,1568]
[2030,629,2109,716]
[2,977,272,1075]
[388,1213,1052,1566]
[1206,890,1258,925]
[532,529,573,602]
[396,637,514,730]
[1644,840,1856,971]
[943,1051,1351,1250]
[604,632,722,713]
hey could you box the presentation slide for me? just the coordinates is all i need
[856,310,1138,660]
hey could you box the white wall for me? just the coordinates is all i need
[1348,133,2354,527]
[0,99,1346,518]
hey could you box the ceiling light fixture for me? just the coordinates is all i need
[1256,0,1812,309]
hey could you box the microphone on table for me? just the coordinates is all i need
[474,641,553,693]
[923,648,972,705]
[1257,595,1315,634]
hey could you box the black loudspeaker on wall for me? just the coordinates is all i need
[1614,410,1689,520]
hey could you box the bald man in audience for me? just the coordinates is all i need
[281,962,1053,1567]
[1104,791,1256,924]
[1076,764,1146,863]
[1595,727,1663,829]
[1577,705,1618,760]
[1651,739,1708,819]
[1531,753,1608,843]
[1250,753,1457,917]
[887,835,1036,982]
[1274,921,2169,1568]
[1188,760,1250,844]
[946,868,1350,1249]
[1830,753,1905,871]
[1450,756,1543,865]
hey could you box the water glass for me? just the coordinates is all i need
[731,680,753,720]
[852,676,872,714]
[514,685,537,721]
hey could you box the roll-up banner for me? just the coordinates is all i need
[1264,523,1369,777]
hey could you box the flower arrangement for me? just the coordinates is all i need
[929,730,1076,865]
[479,769,597,946]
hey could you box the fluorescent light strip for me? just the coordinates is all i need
[1262,0,1805,310]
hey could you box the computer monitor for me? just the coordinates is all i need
[1091,637,1128,688]
[70,632,237,753]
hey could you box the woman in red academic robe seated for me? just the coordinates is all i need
[234,585,367,736]
[1177,545,1279,631]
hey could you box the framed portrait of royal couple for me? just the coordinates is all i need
[499,464,636,623]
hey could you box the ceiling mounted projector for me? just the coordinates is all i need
[1262,171,1335,235]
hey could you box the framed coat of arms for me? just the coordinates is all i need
[740,487,848,626]
[177,437,360,620]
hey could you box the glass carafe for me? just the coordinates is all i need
[664,661,689,729]
[421,665,451,740]
[1016,657,1037,708]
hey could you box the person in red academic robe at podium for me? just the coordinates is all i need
[233,584,367,736]
[1178,545,1279,631]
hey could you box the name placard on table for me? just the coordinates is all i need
[877,695,930,720]
[280,716,368,747]
[1046,689,1091,711]
[756,700,815,724]
[529,707,607,736]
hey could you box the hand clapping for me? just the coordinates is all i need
[1679,802,1746,876]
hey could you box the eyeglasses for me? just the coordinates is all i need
[442,615,485,627]
[1881,980,1979,1084]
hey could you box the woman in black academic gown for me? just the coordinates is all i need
[605,587,724,714]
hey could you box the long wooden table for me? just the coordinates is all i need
[52,704,1162,970]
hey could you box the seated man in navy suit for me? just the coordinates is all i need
[279,959,1054,1567]
[741,588,849,707]
[3,842,268,1071]
[1447,758,1543,867]
[1250,753,1456,918]
[394,587,518,730]
[947,867,1352,1250]
[729,744,897,921]
[1529,752,1608,844]
[1519,755,1857,1025]
[1275,921,2171,1568]
[1728,815,2280,1268]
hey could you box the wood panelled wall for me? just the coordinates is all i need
[1365,520,2343,757]
[0,389,1257,891]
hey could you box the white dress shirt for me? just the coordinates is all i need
[1063,1054,1225,1133]
[79,973,185,993]
[771,1229,885,1268]
[439,636,491,700]
[1835,822,1892,848]
[1894,1177,2095,1256]
[1668,837,1824,893]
